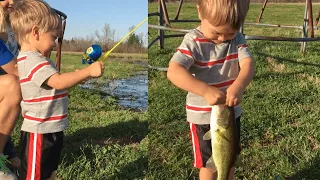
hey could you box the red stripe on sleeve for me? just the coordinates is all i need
[20,61,51,83]
[177,48,192,56]
[17,56,27,63]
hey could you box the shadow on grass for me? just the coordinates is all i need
[107,156,147,180]
[255,52,320,68]
[254,71,307,80]
[285,155,320,179]
[62,119,147,163]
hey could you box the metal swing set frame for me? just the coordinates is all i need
[148,0,320,55]
[51,8,67,72]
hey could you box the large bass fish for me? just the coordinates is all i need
[203,105,239,180]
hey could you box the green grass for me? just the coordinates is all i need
[148,3,320,179]
[11,54,148,179]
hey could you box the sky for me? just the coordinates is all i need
[46,0,148,43]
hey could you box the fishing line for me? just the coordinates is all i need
[97,17,148,62]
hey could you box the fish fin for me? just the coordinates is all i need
[234,154,243,167]
[203,130,212,140]
[216,130,231,143]
[205,156,216,170]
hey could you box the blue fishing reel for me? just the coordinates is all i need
[82,44,102,64]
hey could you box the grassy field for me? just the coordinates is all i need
[10,53,148,179]
[148,3,320,180]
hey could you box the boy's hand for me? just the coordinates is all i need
[87,61,104,77]
[225,84,245,107]
[203,86,226,105]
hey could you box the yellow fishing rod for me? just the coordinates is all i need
[97,17,148,62]
[82,17,147,64]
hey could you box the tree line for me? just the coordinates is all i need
[60,23,147,54]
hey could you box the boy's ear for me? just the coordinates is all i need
[31,25,40,40]
[196,5,202,20]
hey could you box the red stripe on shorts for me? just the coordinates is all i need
[189,123,203,168]
[34,134,43,179]
[26,133,43,180]
[26,133,34,180]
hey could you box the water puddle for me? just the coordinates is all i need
[103,72,148,111]
[80,71,148,112]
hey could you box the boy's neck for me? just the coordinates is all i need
[20,43,40,53]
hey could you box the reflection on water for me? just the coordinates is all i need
[103,73,148,111]
[80,72,148,111]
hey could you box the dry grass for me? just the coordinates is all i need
[266,56,286,72]
[297,73,320,86]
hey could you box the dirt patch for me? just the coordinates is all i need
[297,73,320,86]
[266,57,286,72]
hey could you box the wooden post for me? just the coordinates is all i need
[257,0,268,23]
[307,0,314,38]
[174,0,184,20]
[55,20,66,72]
[158,0,164,49]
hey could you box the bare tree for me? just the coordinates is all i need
[61,23,147,53]
[95,23,113,51]
[138,32,144,53]
[112,29,116,44]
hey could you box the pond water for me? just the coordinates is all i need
[80,71,148,112]
[102,72,148,111]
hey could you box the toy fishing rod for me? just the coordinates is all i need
[82,17,148,64]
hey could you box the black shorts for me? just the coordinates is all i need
[19,131,64,180]
[189,117,241,168]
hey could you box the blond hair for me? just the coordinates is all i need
[197,0,250,30]
[0,6,7,33]
[9,0,60,44]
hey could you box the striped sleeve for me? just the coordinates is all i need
[23,53,58,87]
[236,32,252,61]
[170,33,198,70]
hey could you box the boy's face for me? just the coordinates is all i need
[200,19,238,44]
[37,28,60,57]
[0,0,14,13]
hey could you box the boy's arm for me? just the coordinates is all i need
[46,61,104,90]
[225,57,255,106]
[167,61,226,105]
[167,61,208,96]
[231,57,255,91]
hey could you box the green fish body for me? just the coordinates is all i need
[203,105,238,180]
